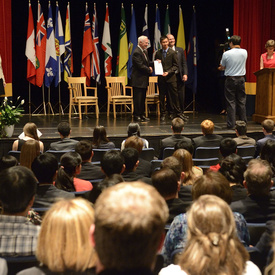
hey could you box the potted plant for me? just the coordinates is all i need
[0,97,24,137]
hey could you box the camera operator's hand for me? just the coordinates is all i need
[218,65,225,71]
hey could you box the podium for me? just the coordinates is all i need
[253,68,275,123]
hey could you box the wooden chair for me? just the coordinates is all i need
[105,76,133,118]
[145,76,160,117]
[67,77,99,120]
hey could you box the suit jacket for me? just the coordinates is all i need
[166,198,189,223]
[155,48,178,83]
[49,137,78,151]
[136,157,152,177]
[193,134,223,149]
[233,135,256,147]
[122,170,151,185]
[76,162,105,181]
[174,46,188,80]
[255,134,275,157]
[131,46,153,88]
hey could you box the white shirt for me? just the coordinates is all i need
[0,55,5,83]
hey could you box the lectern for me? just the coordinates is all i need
[253,68,275,123]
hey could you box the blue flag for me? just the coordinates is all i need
[142,4,151,48]
[186,10,199,94]
[153,5,161,59]
[128,5,137,79]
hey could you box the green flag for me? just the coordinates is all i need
[163,5,171,35]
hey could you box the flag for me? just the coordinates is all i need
[153,4,161,59]
[81,3,94,86]
[176,5,186,51]
[54,2,65,87]
[91,3,100,83]
[25,1,36,85]
[35,1,46,87]
[64,2,73,82]
[142,4,151,48]
[116,4,128,83]
[163,5,171,35]
[45,2,57,88]
[127,4,137,79]
[186,9,199,94]
[102,3,112,76]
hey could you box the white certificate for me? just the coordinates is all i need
[154,60,163,75]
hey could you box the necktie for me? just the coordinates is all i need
[143,50,148,60]
[163,50,167,58]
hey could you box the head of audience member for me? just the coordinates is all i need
[101,150,125,177]
[175,140,194,155]
[36,198,97,273]
[171,118,184,134]
[201,119,215,135]
[20,140,41,169]
[92,126,110,148]
[160,35,169,50]
[235,120,247,136]
[75,140,93,162]
[91,182,168,271]
[55,152,82,192]
[243,159,273,196]
[23,122,39,140]
[219,153,247,186]
[192,170,232,204]
[152,168,179,200]
[179,195,248,275]
[121,148,139,172]
[262,119,274,135]
[229,35,242,46]
[0,166,37,215]
[57,121,71,138]
[138,35,149,50]
[31,153,58,184]
[219,138,237,158]
[124,136,143,154]
[0,155,18,171]
[166,34,175,48]
[127,122,141,137]
[161,156,184,184]
[260,139,275,175]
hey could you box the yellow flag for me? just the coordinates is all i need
[176,6,186,51]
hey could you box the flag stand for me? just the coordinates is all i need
[28,83,37,115]
[53,83,64,115]
[46,87,54,115]
[32,84,47,115]
[184,93,196,115]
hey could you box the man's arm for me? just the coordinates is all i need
[132,50,152,74]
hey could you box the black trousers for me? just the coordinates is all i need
[133,87,146,117]
[176,74,185,111]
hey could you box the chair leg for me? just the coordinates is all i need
[78,102,82,120]
[69,102,72,118]
[145,100,148,117]
[96,102,99,119]
[113,102,116,118]
[107,100,110,117]
[85,105,88,115]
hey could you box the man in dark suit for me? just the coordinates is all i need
[155,36,183,121]
[167,34,188,119]
[131,36,153,122]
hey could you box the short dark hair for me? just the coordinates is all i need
[161,156,182,180]
[262,119,274,133]
[175,140,194,155]
[75,140,93,161]
[229,35,241,45]
[101,150,124,177]
[152,168,178,198]
[220,138,237,157]
[172,118,184,133]
[0,155,18,171]
[0,166,37,213]
[127,123,141,137]
[31,153,58,184]
[235,120,247,136]
[121,148,139,171]
[57,121,71,137]
[160,35,168,43]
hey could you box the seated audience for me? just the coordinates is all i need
[49,121,78,151]
[260,139,275,180]
[231,159,275,223]
[12,122,44,152]
[31,153,74,208]
[90,182,168,274]
[233,120,256,146]
[0,166,40,257]
[0,155,18,171]
[162,171,250,265]
[92,125,115,149]
[160,195,261,275]
[159,118,192,159]
[19,140,41,169]
[55,152,92,192]
[75,140,105,181]
[18,198,97,274]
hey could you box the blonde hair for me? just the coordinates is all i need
[19,140,40,169]
[23,122,39,140]
[201,119,214,135]
[265,39,275,49]
[179,195,248,275]
[36,198,97,272]
[94,182,168,270]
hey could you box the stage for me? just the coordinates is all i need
[0,112,263,158]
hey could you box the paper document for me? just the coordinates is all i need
[154,61,163,75]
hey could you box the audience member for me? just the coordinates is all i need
[19,140,41,169]
[255,119,275,158]
[90,182,169,274]
[234,120,256,146]
[159,118,192,159]
[31,153,74,208]
[193,119,223,149]
[260,139,275,180]
[0,166,40,257]
[160,195,261,275]
[0,155,18,171]
[75,140,105,181]
[18,198,97,274]
[174,139,194,155]
[55,152,92,192]
[12,122,44,152]
[92,125,115,149]
[231,159,275,223]
[162,171,250,265]
[49,121,78,151]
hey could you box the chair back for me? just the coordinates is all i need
[151,160,163,174]
[163,147,175,159]
[247,223,266,246]
[140,148,155,161]
[8,150,21,162]
[105,76,126,96]
[46,150,73,162]
[194,146,221,159]
[92,148,120,162]
[147,76,159,96]
[4,255,38,275]
[68,77,87,98]
[237,145,256,157]
[193,157,219,168]
[242,155,254,165]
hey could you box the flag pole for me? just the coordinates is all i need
[28,83,31,115]
[46,86,54,114]
[58,83,64,115]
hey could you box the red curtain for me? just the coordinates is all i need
[234,0,273,83]
[0,0,12,83]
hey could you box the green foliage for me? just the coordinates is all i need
[0,97,24,126]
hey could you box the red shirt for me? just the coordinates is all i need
[261,52,275,68]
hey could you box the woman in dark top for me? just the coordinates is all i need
[92,125,115,149]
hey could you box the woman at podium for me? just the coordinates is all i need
[260,39,275,69]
